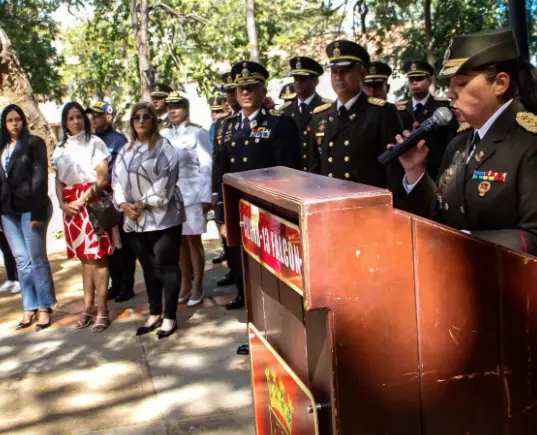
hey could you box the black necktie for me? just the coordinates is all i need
[241,117,250,132]
[414,103,424,115]
[299,102,307,113]
[338,105,347,117]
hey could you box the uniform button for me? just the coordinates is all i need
[303,167,307,171]
[460,205,465,214]
[243,157,248,162]
[303,130,308,135]
[303,154,307,159]
[345,173,350,178]
[329,142,334,147]
[328,173,333,177]
[344,156,350,162]
[443,202,449,211]
[344,140,349,146]
[303,142,307,147]
[244,141,249,145]
[231,158,235,163]
[328,157,333,163]
[232,142,236,147]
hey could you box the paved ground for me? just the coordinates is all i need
[0,217,255,435]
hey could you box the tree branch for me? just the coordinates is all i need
[0,26,13,65]
[150,3,208,24]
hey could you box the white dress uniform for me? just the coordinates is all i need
[161,121,212,235]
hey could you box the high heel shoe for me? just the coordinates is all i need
[136,318,163,336]
[36,308,52,332]
[178,292,191,304]
[16,310,37,330]
[157,321,177,340]
[187,293,204,307]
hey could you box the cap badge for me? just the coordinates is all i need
[333,47,341,57]
[411,63,417,71]
[370,66,377,74]
[296,58,302,69]
[242,68,250,77]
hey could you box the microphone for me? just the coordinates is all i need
[377,107,454,166]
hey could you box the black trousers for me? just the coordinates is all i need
[129,225,182,319]
[227,245,243,297]
[0,230,17,281]
[108,222,136,293]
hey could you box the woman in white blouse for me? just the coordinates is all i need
[161,93,212,307]
[113,102,185,339]
[53,102,112,332]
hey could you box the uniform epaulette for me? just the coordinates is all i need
[395,101,407,111]
[516,112,537,133]
[190,122,202,128]
[270,108,282,116]
[368,97,387,107]
[228,112,240,119]
[278,101,292,112]
[457,122,472,134]
[313,103,331,114]
[322,98,333,104]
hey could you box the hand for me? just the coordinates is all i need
[211,196,218,210]
[219,223,227,239]
[389,122,428,185]
[30,221,45,228]
[202,202,211,214]
[61,201,81,217]
[120,202,141,220]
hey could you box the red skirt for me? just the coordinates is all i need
[63,183,113,260]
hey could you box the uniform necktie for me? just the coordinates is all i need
[467,131,480,163]
[338,105,347,117]
[299,102,307,113]
[414,103,424,115]
[241,117,250,132]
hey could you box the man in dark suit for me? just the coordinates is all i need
[362,61,392,101]
[309,40,403,192]
[215,61,300,310]
[282,56,331,171]
[150,83,173,129]
[396,60,458,180]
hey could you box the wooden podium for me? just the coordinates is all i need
[223,166,537,435]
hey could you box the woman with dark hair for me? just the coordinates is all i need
[396,28,537,255]
[53,101,112,332]
[113,102,184,339]
[0,104,55,330]
[161,93,212,307]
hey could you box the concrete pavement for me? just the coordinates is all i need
[0,220,255,435]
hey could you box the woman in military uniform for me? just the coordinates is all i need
[396,28,537,255]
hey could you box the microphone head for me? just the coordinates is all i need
[432,106,454,126]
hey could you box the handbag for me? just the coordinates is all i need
[87,190,122,234]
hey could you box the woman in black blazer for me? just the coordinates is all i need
[0,104,56,331]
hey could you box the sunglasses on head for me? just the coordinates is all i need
[132,114,153,122]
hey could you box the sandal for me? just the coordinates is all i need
[73,312,93,330]
[92,316,109,333]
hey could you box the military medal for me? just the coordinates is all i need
[478,181,491,196]
[472,170,507,182]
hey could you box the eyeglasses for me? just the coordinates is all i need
[132,114,153,122]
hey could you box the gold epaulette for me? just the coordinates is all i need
[368,97,387,106]
[457,122,472,134]
[395,101,407,111]
[270,109,282,116]
[313,103,331,114]
[189,122,202,128]
[516,112,537,133]
[321,97,333,104]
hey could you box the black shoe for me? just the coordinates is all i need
[136,319,163,336]
[157,321,177,340]
[107,287,120,300]
[225,295,245,310]
[212,251,227,264]
[16,310,37,330]
[36,308,52,331]
[217,272,234,287]
[115,291,135,303]
[237,344,249,355]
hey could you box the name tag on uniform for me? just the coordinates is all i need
[250,127,271,139]
[315,132,325,137]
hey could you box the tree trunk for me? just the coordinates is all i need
[424,0,435,89]
[131,0,151,101]
[0,26,57,156]
[359,0,368,46]
[246,0,260,62]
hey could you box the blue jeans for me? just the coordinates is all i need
[1,211,56,311]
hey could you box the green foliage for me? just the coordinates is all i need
[0,1,66,101]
